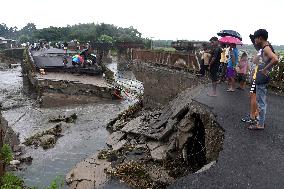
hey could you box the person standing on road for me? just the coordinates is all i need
[226,43,239,92]
[199,44,206,76]
[203,47,211,76]
[218,43,228,82]
[237,52,249,90]
[208,37,222,97]
[248,29,278,130]
[241,46,261,124]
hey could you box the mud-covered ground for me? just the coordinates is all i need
[0,61,141,188]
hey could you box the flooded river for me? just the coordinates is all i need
[0,61,141,188]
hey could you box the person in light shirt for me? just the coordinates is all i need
[219,43,228,82]
[237,52,249,90]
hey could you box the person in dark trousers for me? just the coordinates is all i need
[208,37,222,97]
[248,29,278,130]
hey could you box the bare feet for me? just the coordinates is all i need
[207,92,217,97]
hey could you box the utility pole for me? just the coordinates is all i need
[150,37,154,50]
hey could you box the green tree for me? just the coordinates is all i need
[18,35,30,43]
[98,34,113,44]
[0,23,9,37]
[20,23,37,36]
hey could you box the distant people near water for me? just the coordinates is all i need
[248,29,278,130]
[63,41,68,54]
[80,48,90,62]
[91,54,97,65]
[198,47,205,76]
[237,52,249,90]
[226,43,239,92]
[76,41,81,52]
[208,37,222,97]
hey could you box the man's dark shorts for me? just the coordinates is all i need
[210,63,220,82]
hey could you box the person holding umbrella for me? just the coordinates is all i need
[226,43,239,92]
[208,36,222,97]
[217,31,242,92]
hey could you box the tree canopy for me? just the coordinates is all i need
[0,22,144,45]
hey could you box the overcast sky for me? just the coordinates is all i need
[1,0,283,45]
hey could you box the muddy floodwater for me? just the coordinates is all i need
[0,62,142,188]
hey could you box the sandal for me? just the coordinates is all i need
[248,124,265,130]
[241,115,257,124]
[226,89,235,92]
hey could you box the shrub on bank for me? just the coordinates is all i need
[0,172,25,189]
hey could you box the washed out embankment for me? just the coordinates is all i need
[66,63,224,189]
[21,48,118,107]
[131,60,205,108]
[0,49,136,187]
[0,105,33,174]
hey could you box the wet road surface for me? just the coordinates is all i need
[168,84,284,189]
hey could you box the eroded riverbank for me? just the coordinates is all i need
[0,60,140,188]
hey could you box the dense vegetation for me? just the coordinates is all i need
[0,22,145,44]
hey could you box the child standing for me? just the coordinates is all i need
[237,52,249,90]
[203,48,211,76]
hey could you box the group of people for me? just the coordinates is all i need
[204,29,279,130]
[29,41,50,51]
[200,38,249,95]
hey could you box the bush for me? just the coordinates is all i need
[0,172,24,189]
[0,144,13,164]
[45,176,64,189]
[0,173,64,189]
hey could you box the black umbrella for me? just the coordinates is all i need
[217,30,242,41]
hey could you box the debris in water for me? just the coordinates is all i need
[23,122,69,149]
[49,113,78,123]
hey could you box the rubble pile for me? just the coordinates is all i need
[106,100,143,132]
[67,85,225,189]
[24,114,77,149]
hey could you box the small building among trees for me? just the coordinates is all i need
[0,37,16,49]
